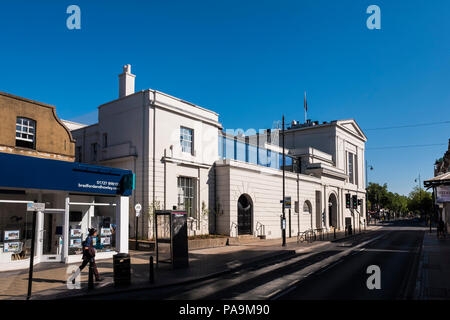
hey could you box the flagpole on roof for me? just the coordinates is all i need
[304,91,307,123]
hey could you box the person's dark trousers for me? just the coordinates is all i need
[79,258,100,280]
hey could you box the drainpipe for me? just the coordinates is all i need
[142,92,147,240]
[152,90,157,240]
[214,162,217,234]
[164,149,166,210]
[297,173,300,235]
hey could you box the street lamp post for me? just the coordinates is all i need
[365,160,373,225]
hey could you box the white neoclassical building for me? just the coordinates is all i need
[68,65,367,240]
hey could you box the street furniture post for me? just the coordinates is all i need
[88,260,94,290]
[149,255,154,283]
[26,210,37,300]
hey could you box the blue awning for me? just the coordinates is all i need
[0,153,133,196]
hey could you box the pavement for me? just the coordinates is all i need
[415,228,450,300]
[0,226,377,300]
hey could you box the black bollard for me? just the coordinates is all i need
[149,255,154,284]
[88,260,94,290]
[334,228,336,239]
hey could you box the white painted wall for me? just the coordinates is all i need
[72,88,222,239]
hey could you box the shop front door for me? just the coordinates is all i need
[42,210,64,262]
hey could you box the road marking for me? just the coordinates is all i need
[361,248,410,253]
[233,233,386,300]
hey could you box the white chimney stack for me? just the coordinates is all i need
[118,64,135,98]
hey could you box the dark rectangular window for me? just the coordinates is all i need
[102,133,108,148]
[348,152,354,184]
[76,146,82,162]
[91,143,97,162]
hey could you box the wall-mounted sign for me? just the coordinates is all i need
[4,230,20,241]
[284,197,291,209]
[27,202,45,212]
[280,197,291,209]
[0,153,133,196]
[436,186,450,203]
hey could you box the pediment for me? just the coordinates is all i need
[337,120,367,142]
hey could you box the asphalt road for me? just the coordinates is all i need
[83,219,425,300]
[279,220,425,300]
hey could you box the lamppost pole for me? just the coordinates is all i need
[365,160,373,224]
[282,115,286,247]
[366,160,368,224]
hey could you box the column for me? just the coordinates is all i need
[116,196,129,254]
[36,210,44,259]
[63,196,70,263]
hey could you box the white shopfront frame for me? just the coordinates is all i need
[0,194,129,271]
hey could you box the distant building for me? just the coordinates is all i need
[71,65,368,240]
[0,91,75,162]
[434,139,450,176]
[425,139,450,232]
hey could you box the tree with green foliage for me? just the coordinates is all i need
[408,186,433,217]
[366,183,431,218]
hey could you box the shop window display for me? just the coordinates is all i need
[67,203,116,256]
[0,203,34,261]
[91,214,116,252]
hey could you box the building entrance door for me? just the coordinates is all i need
[237,194,252,235]
[42,210,64,262]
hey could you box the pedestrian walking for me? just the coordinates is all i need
[437,219,446,239]
[70,228,103,284]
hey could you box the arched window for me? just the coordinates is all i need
[303,200,312,214]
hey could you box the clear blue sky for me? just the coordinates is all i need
[0,0,448,196]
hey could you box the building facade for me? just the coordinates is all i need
[71,65,221,240]
[0,91,75,161]
[425,139,450,233]
[0,92,132,271]
[215,120,367,239]
[70,65,367,240]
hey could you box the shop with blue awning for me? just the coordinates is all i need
[0,153,133,271]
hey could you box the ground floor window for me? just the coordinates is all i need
[0,203,34,261]
[68,198,116,255]
[177,177,195,217]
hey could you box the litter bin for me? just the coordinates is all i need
[113,253,131,287]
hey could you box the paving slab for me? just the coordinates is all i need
[415,229,450,300]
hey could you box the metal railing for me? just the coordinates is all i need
[297,229,316,243]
